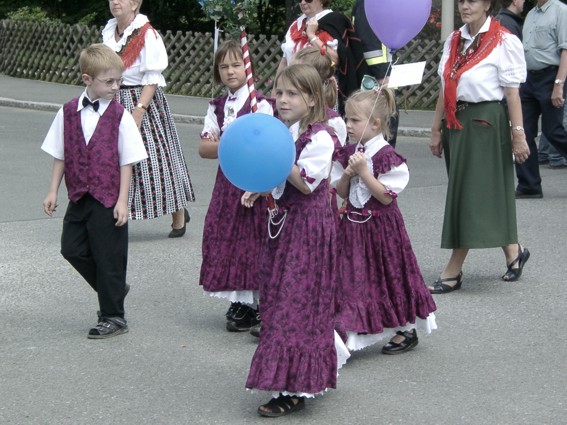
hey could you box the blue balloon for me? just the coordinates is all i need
[218,113,295,192]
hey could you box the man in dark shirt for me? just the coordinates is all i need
[495,0,525,40]
[351,0,399,148]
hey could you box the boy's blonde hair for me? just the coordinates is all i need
[275,64,326,131]
[345,88,397,140]
[293,47,337,109]
[79,43,124,77]
[213,40,245,85]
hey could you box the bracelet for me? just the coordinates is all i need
[136,102,147,111]
[309,36,319,44]
[511,125,524,132]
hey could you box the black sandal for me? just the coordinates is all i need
[502,244,530,282]
[429,271,463,294]
[382,329,419,354]
[257,395,305,417]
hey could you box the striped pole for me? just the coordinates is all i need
[240,26,258,112]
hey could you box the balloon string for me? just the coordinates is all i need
[356,57,398,145]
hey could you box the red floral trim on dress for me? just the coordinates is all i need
[117,22,156,70]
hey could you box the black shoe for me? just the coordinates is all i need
[249,311,262,337]
[429,271,463,294]
[88,317,128,339]
[502,244,530,282]
[225,302,242,321]
[226,305,260,332]
[250,323,262,338]
[382,329,419,355]
[168,208,190,238]
[515,190,543,199]
[258,395,305,417]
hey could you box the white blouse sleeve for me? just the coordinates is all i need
[330,160,346,187]
[257,99,275,116]
[118,111,148,166]
[41,108,65,160]
[297,130,335,192]
[377,162,410,194]
[202,103,220,136]
[498,33,527,88]
[139,29,168,86]
[328,116,347,146]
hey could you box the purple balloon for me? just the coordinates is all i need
[364,0,432,50]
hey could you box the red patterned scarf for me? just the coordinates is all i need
[443,19,506,129]
[117,22,155,70]
[290,18,334,54]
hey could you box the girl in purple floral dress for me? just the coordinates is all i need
[199,40,275,332]
[242,64,349,417]
[331,88,437,355]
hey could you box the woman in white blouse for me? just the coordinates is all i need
[275,0,367,114]
[103,0,195,237]
[428,0,530,293]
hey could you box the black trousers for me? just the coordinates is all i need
[61,194,128,318]
[517,66,567,194]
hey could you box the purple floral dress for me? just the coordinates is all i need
[246,123,338,395]
[199,94,274,296]
[333,140,437,350]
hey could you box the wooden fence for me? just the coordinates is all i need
[0,19,444,109]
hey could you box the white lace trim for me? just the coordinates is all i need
[348,156,374,209]
[345,314,437,352]
[102,14,149,51]
[204,290,259,305]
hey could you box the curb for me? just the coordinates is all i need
[0,97,431,138]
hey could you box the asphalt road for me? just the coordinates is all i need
[1,104,566,425]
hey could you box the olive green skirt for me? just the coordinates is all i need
[441,101,518,249]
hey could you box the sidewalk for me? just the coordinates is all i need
[0,75,434,136]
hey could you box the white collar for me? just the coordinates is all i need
[460,16,492,41]
[226,85,248,99]
[102,14,149,50]
[296,9,333,28]
[78,90,111,115]
[356,133,389,158]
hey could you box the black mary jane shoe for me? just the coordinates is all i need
[257,395,305,417]
[168,208,190,238]
[429,271,463,294]
[502,245,530,282]
[382,329,419,355]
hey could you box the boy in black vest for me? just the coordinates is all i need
[42,44,147,339]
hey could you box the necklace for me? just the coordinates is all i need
[115,26,124,38]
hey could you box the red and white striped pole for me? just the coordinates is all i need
[239,24,276,209]
[240,26,258,113]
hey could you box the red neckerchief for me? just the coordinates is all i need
[289,18,334,54]
[117,22,155,70]
[443,19,507,129]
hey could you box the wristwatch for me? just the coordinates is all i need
[554,79,564,85]
[511,125,524,132]
[136,102,147,110]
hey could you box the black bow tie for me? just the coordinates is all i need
[228,95,237,101]
[82,97,100,112]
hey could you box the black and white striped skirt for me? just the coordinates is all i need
[116,86,195,220]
